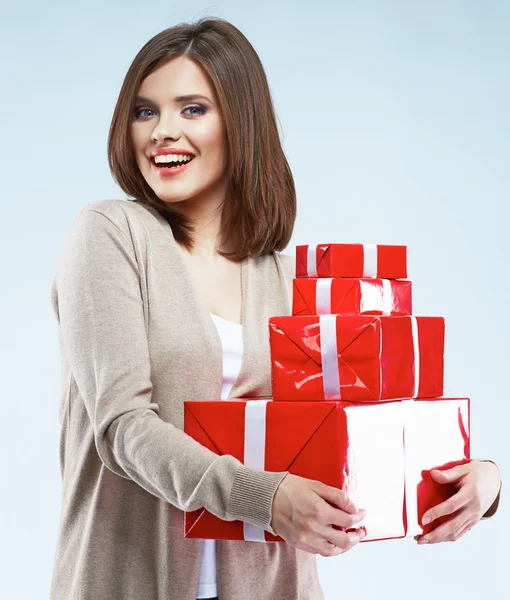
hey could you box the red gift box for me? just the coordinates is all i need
[292,277,412,316]
[183,398,470,542]
[269,315,444,401]
[296,244,407,279]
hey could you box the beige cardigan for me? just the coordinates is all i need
[49,199,324,600]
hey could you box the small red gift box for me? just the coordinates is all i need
[296,244,407,279]
[292,277,412,316]
[183,398,470,542]
[269,315,444,401]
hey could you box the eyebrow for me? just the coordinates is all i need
[134,94,212,104]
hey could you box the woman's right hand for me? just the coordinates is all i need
[270,473,367,557]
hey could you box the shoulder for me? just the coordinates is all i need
[64,200,163,255]
[76,199,148,237]
[251,251,295,275]
[274,251,295,280]
[254,251,295,294]
[276,251,295,270]
[57,200,153,268]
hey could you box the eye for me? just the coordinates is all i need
[183,104,207,116]
[132,104,207,121]
[132,107,154,120]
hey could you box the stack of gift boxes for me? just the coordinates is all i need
[184,243,470,543]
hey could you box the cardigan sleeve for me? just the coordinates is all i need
[480,460,502,519]
[51,208,287,535]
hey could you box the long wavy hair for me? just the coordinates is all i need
[107,17,296,261]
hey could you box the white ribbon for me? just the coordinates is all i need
[243,400,270,542]
[362,244,378,278]
[410,316,420,398]
[316,278,333,314]
[359,279,394,315]
[401,398,421,536]
[381,279,393,315]
[320,315,341,399]
[307,244,318,277]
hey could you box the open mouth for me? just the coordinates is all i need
[151,156,195,170]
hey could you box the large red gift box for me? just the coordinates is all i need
[296,244,407,279]
[292,277,412,316]
[269,315,444,401]
[183,398,470,542]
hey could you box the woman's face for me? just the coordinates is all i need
[131,56,228,207]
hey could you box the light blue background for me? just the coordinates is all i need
[1,1,507,598]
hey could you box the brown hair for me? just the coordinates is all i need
[107,16,296,261]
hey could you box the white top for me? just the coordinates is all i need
[196,313,244,599]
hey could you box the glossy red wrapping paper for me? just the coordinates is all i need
[292,277,412,316]
[183,398,470,542]
[296,244,407,279]
[269,315,444,401]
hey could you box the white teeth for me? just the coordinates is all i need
[154,154,193,164]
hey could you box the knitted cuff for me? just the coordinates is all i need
[228,465,289,535]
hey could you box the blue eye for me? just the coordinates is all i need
[183,104,207,116]
[133,107,154,119]
[132,104,207,120]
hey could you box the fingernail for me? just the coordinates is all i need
[418,538,429,544]
[422,516,431,525]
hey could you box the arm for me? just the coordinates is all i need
[51,208,287,534]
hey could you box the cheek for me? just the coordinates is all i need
[193,120,225,155]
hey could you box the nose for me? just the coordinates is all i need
[150,111,181,143]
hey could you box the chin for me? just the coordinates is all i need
[159,188,202,204]
[154,192,191,204]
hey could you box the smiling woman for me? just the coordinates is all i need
[49,13,502,600]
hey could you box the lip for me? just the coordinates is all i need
[150,147,196,158]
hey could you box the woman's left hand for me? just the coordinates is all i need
[415,459,501,545]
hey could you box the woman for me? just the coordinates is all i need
[49,17,502,600]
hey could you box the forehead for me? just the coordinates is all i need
[137,56,216,101]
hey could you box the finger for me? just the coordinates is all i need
[343,527,367,549]
[323,539,347,557]
[456,523,474,540]
[328,528,366,554]
[430,464,469,485]
[421,485,472,525]
[316,482,361,515]
[325,503,367,529]
[321,525,366,550]
[310,532,344,558]
[320,541,347,558]
[417,510,471,544]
